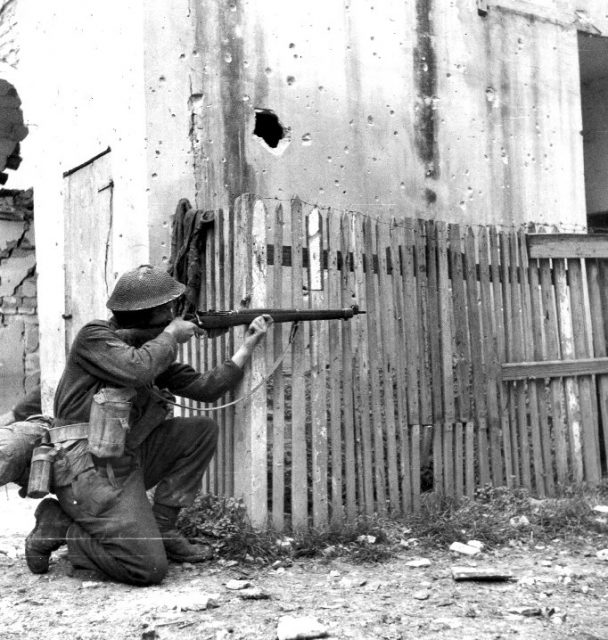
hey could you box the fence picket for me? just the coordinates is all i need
[272,203,286,530]
[500,230,519,486]
[554,259,583,483]
[437,221,453,495]
[465,227,489,488]
[568,259,600,484]
[524,232,554,496]
[353,214,374,514]
[290,197,308,529]
[327,210,344,524]
[377,220,400,512]
[538,252,568,484]
[478,227,503,486]
[517,229,545,496]
[425,221,441,492]
[309,208,329,527]
[363,216,387,513]
[391,221,412,511]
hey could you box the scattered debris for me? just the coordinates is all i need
[226,579,252,590]
[357,535,376,544]
[592,505,608,514]
[467,540,484,551]
[338,576,367,589]
[399,538,419,548]
[596,549,608,562]
[81,581,103,589]
[449,542,480,556]
[451,566,514,581]
[276,615,329,640]
[413,589,431,600]
[238,586,271,600]
[180,594,220,611]
[509,515,530,528]
[507,606,542,617]
[405,558,431,568]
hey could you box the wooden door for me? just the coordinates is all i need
[62,148,113,351]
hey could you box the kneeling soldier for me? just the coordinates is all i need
[25,265,270,585]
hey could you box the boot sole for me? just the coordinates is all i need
[25,499,67,574]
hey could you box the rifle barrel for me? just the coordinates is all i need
[192,306,365,330]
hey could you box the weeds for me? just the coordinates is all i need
[177,483,608,565]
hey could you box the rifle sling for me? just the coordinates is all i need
[149,322,300,412]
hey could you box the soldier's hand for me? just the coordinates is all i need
[163,318,203,343]
[244,314,273,347]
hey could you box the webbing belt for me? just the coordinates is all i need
[48,423,89,444]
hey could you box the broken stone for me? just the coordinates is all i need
[405,558,431,568]
[276,615,329,640]
[593,505,608,514]
[467,540,484,551]
[238,587,270,600]
[449,542,480,556]
[225,579,252,590]
[357,535,376,544]
[596,549,608,561]
[451,566,514,581]
[507,606,542,617]
[413,589,430,600]
[81,581,102,589]
[399,537,418,548]
[509,515,530,528]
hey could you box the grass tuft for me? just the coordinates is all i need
[177,482,608,564]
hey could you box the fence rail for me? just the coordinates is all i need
[177,195,608,529]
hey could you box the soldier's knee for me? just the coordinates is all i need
[140,557,168,585]
[128,553,168,586]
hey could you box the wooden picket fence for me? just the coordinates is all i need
[177,194,608,530]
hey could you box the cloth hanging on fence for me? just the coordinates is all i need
[167,198,215,315]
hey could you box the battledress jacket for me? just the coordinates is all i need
[52,319,243,485]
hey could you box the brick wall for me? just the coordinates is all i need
[0,188,37,413]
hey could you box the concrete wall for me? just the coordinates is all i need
[139,0,595,267]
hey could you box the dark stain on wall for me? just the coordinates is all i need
[218,0,255,206]
[413,0,439,178]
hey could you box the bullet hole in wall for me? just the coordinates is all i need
[253,109,285,148]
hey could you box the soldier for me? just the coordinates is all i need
[24,265,271,585]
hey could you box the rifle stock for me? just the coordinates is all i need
[185,305,365,331]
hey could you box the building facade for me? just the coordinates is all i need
[10,0,608,409]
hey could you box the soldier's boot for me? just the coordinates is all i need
[25,498,72,574]
[152,503,214,563]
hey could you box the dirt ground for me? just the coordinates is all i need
[2,485,608,640]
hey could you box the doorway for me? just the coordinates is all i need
[579,32,608,231]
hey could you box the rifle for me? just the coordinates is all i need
[184,305,365,331]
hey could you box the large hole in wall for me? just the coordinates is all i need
[253,108,290,156]
[579,32,608,231]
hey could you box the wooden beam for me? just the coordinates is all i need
[527,234,608,259]
[502,357,608,381]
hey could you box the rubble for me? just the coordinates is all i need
[276,615,329,640]
[449,541,480,556]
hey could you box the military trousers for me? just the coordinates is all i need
[55,416,218,585]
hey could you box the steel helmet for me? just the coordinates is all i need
[106,265,186,311]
